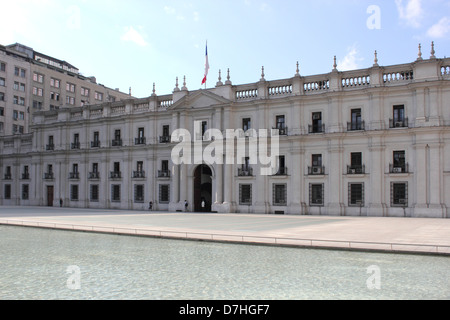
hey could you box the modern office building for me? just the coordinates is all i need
[0,43,131,136]
[1,44,449,218]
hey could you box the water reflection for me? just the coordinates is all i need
[0,226,448,300]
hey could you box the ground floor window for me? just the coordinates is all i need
[273,183,287,206]
[111,184,121,202]
[348,183,364,206]
[239,184,252,205]
[309,183,324,206]
[22,184,29,200]
[4,184,11,199]
[391,182,408,207]
[159,184,170,203]
[134,184,144,203]
[90,184,99,202]
[70,184,79,201]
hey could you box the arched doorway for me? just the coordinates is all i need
[193,164,212,212]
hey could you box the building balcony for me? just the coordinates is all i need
[159,135,171,144]
[44,173,54,180]
[274,167,288,176]
[89,172,100,179]
[110,171,122,179]
[347,165,365,174]
[71,142,80,149]
[4,174,12,180]
[308,166,325,175]
[91,141,101,148]
[69,172,79,179]
[347,121,365,131]
[157,170,170,178]
[135,137,146,145]
[112,139,122,147]
[389,163,409,174]
[132,171,146,178]
[21,173,30,180]
[272,127,288,136]
[46,144,54,151]
[238,168,253,177]
[308,124,325,134]
[389,118,409,128]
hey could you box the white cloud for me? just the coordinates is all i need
[395,0,424,28]
[121,26,148,47]
[427,17,450,38]
[338,46,363,71]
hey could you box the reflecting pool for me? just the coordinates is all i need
[0,225,448,300]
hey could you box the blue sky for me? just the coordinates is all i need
[1,0,449,98]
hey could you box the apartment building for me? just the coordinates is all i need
[1,45,449,218]
[0,43,131,136]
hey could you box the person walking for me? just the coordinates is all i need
[184,200,188,212]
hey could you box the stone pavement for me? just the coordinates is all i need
[0,206,449,255]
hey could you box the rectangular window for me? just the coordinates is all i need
[311,112,323,133]
[0,92,4,101]
[349,109,363,130]
[134,185,144,203]
[276,115,285,129]
[310,183,324,206]
[95,91,103,101]
[50,78,60,88]
[111,185,121,202]
[0,107,4,116]
[239,184,252,205]
[70,185,79,201]
[391,182,408,207]
[0,62,5,72]
[22,184,29,200]
[90,185,99,202]
[0,77,5,86]
[159,184,170,203]
[392,151,407,173]
[81,87,90,97]
[348,183,364,206]
[4,184,11,199]
[242,118,251,131]
[66,82,75,92]
[273,184,287,206]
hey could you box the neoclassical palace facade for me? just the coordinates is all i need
[1,49,449,218]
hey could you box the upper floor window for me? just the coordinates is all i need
[242,118,251,131]
[348,108,364,131]
[0,62,5,72]
[50,78,60,88]
[81,87,90,97]
[66,82,75,93]
[390,105,408,128]
[33,72,44,83]
[309,112,324,133]
[95,91,103,101]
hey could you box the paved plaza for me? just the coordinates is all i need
[0,206,449,255]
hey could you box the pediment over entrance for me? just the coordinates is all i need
[168,90,232,110]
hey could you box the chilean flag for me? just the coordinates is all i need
[201,43,209,85]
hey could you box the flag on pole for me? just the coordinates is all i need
[201,42,209,85]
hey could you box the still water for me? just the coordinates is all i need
[0,225,448,300]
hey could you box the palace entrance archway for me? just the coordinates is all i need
[193,165,212,212]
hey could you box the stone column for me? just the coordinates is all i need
[368,135,386,216]
[288,142,302,215]
[327,139,344,215]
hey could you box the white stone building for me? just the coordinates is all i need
[1,45,449,218]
